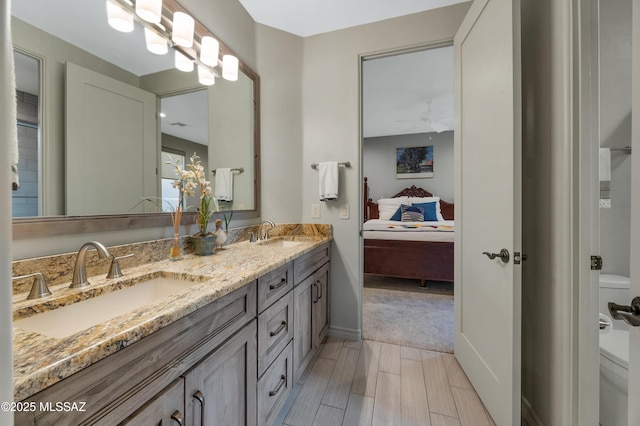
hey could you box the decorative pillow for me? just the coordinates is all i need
[401,204,424,222]
[411,201,439,221]
[409,196,444,221]
[377,197,409,220]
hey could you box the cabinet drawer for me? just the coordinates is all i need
[258,291,293,377]
[258,262,294,313]
[293,243,330,284]
[257,341,293,426]
[120,378,184,425]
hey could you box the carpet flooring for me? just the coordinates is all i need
[362,274,454,353]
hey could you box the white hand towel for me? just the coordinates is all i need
[214,168,233,201]
[599,148,611,182]
[319,161,339,201]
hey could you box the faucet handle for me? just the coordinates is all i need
[107,253,134,279]
[248,231,256,243]
[13,272,52,300]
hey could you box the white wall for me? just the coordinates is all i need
[364,131,454,202]
[599,0,632,276]
[300,4,470,338]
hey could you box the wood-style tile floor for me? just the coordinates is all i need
[275,338,496,426]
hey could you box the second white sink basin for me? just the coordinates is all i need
[15,275,203,339]
[256,237,304,248]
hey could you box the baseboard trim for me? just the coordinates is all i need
[522,396,543,426]
[327,326,361,341]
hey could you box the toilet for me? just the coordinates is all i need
[599,274,630,426]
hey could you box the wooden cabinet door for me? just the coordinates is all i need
[314,263,330,347]
[293,273,316,383]
[184,320,257,426]
[119,379,185,426]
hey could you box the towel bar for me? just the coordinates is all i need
[212,167,244,174]
[310,161,351,170]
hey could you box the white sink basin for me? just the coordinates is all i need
[15,276,202,339]
[256,238,303,248]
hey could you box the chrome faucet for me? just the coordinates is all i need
[70,241,112,289]
[257,220,276,241]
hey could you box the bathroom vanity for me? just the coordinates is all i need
[11,227,331,426]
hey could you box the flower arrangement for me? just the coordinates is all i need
[169,153,219,236]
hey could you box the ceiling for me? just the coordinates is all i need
[12,0,458,141]
[238,0,466,38]
[362,47,454,138]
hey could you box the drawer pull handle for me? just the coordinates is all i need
[193,390,205,426]
[269,277,288,291]
[317,281,323,299]
[313,283,319,303]
[171,410,184,426]
[269,374,287,397]
[269,321,287,337]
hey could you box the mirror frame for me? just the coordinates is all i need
[12,0,261,239]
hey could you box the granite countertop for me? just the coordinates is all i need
[12,232,331,401]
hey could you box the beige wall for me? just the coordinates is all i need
[255,24,304,223]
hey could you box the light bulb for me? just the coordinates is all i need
[222,55,238,81]
[144,25,168,55]
[172,12,194,48]
[200,36,219,67]
[135,0,162,24]
[198,65,216,86]
[174,50,194,72]
[106,0,134,33]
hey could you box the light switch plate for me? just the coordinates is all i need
[311,204,321,219]
[340,204,349,219]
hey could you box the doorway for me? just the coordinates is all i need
[360,43,456,353]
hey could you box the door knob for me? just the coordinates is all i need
[608,297,640,327]
[482,249,510,263]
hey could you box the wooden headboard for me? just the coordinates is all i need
[363,177,454,221]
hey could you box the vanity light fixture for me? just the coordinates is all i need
[174,50,194,72]
[172,11,194,48]
[106,0,239,85]
[222,55,239,81]
[144,24,168,55]
[135,0,162,23]
[106,0,134,32]
[197,65,216,86]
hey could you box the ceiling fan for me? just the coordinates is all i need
[394,101,449,133]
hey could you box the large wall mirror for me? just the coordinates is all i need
[11,0,260,238]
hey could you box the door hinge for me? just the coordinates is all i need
[514,252,528,265]
[591,255,603,270]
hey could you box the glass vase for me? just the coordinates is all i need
[169,235,183,261]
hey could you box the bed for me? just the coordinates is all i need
[363,177,454,286]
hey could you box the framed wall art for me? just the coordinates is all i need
[396,146,434,178]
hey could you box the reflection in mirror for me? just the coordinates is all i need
[10,0,260,234]
[160,90,209,213]
[12,50,40,217]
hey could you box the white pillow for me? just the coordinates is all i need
[377,197,408,220]
[408,196,444,221]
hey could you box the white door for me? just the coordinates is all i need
[628,1,640,422]
[453,0,521,425]
[65,62,157,215]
